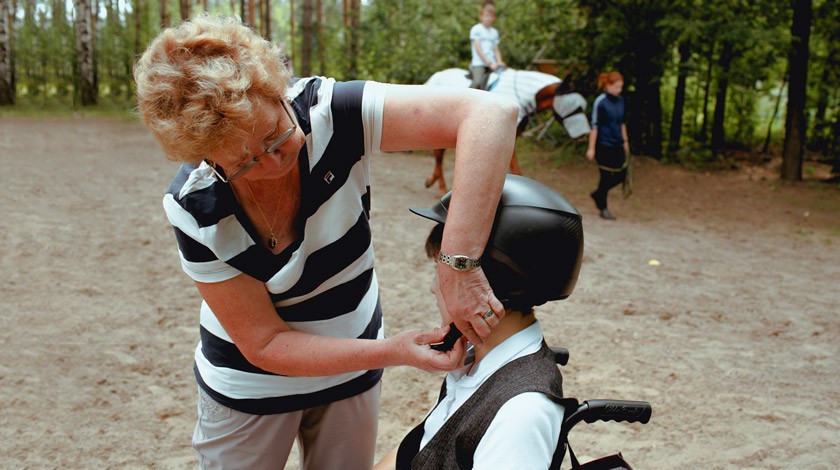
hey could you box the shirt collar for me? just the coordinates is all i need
[447,321,543,387]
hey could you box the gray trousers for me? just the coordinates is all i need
[469,65,490,90]
[192,384,381,469]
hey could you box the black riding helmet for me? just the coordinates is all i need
[410,174,584,309]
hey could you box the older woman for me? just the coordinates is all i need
[134,14,516,470]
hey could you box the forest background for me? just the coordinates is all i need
[0,0,837,179]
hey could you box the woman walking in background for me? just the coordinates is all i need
[586,71,629,220]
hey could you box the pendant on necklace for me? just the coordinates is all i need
[267,234,278,250]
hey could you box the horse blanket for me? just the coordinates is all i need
[424,67,590,139]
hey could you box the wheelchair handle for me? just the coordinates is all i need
[550,347,569,366]
[565,400,651,430]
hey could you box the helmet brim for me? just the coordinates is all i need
[409,197,450,224]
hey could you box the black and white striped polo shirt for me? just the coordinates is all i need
[162,77,388,414]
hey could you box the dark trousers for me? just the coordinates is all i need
[591,145,627,210]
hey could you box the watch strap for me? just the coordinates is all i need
[438,252,481,271]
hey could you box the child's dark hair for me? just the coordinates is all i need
[424,223,445,260]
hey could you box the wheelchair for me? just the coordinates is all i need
[550,347,652,470]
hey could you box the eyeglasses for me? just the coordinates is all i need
[205,100,297,183]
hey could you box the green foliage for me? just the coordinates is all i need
[1,0,835,175]
[360,0,584,84]
[665,141,728,171]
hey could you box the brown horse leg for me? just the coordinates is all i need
[426,149,448,195]
[509,148,523,175]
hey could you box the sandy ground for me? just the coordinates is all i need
[1,116,839,469]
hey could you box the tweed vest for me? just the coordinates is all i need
[396,342,564,469]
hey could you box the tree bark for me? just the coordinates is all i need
[809,47,835,152]
[160,0,170,28]
[762,71,787,154]
[262,0,271,39]
[829,109,840,175]
[133,0,143,56]
[289,0,295,71]
[74,0,97,106]
[781,0,812,181]
[8,0,15,98]
[301,0,313,76]
[0,0,13,105]
[698,40,715,143]
[667,41,691,158]
[633,34,664,158]
[344,0,360,80]
[711,40,733,153]
[316,0,325,75]
[246,0,254,25]
[180,0,190,21]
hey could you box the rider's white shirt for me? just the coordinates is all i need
[419,321,565,469]
[470,23,500,67]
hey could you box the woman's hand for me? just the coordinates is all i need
[379,85,516,345]
[389,325,467,373]
[437,266,505,347]
[585,147,595,161]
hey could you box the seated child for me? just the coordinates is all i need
[376,174,584,470]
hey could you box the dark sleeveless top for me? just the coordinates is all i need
[395,342,564,469]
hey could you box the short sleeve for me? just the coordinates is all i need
[361,81,387,156]
[590,95,602,129]
[162,175,245,284]
[470,24,482,41]
[472,392,565,470]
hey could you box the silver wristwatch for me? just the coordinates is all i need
[438,252,481,271]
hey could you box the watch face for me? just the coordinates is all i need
[453,258,468,270]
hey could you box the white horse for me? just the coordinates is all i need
[423,67,590,195]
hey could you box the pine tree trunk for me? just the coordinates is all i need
[160,0,170,28]
[7,0,15,98]
[300,0,312,76]
[74,0,97,106]
[180,0,190,21]
[698,40,715,143]
[262,0,271,39]
[0,0,13,105]
[667,42,690,158]
[762,71,787,154]
[809,49,835,152]
[711,40,733,153]
[829,109,840,175]
[316,0,324,75]
[632,32,664,159]
[289,0,295,71]
[345,0,359,80]
[133,0,143,56]
[781,0,812,181]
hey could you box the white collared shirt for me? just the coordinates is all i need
[419,321,565,469]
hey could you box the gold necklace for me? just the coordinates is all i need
[244,180,282,250]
